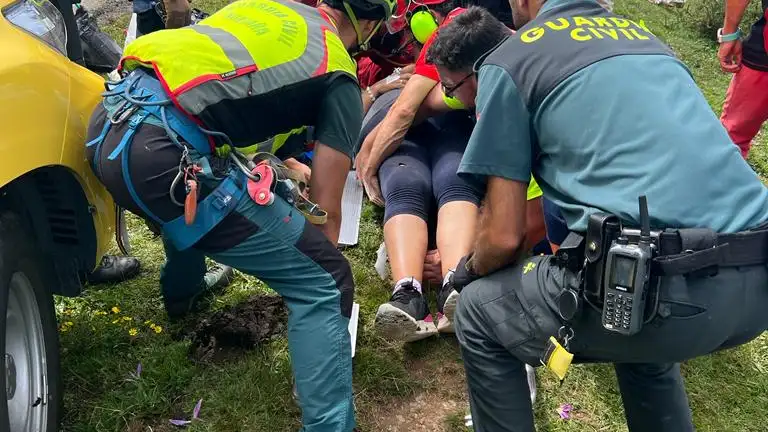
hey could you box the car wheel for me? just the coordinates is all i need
[0,212,61,432]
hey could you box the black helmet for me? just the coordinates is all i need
[323,0,396,21]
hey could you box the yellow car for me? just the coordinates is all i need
[0,0,114,430]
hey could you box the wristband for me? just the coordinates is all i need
[717,28,742,43]
[365,86,376,103]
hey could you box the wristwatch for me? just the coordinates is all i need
[717,28,742,43]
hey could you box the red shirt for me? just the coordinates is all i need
[413,7,466,82]
[357,56,395,88]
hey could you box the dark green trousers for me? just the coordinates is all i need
[455,255,768,431]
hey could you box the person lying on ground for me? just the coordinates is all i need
[85,0,397,429]
[355,1,547,342]
[360,89,484,341]
[431,3,768,431]
[361,92,547,342]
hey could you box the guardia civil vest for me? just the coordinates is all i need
[120,0,358,148]
[480,0,677,112]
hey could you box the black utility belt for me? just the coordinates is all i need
[557,213,768,278]
[554,213,768,336]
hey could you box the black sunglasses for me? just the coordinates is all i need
[442,72,474,97]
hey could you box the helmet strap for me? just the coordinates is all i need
[343,1,383,54]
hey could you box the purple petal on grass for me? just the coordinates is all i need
[193,399,203,419]
[557,403,573,420]
[169,419,191,427]
[136,363,142,378]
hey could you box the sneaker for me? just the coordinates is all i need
[374,281,437,342]
[166,264,235,321]
[436,272,459,333]
[86,255,141,285]
[203,264,235,291]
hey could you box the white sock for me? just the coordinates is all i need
[443,269,455,288]
[393,277,422,294]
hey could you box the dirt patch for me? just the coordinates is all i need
[360,352,469,432]
[188,294,288,363]
[373,393,465,432]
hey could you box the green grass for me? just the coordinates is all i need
[60,1,768,430]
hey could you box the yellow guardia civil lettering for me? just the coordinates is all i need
[519,15,654,44]
[521,27,546,43]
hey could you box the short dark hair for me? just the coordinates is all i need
[431,0,463,17]
[426,6,509,72]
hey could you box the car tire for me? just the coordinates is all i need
[0,212,61,432]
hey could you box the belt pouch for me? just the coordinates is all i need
[583,213,620,305]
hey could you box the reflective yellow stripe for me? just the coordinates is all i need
[237,126,310,156]
[527,176,543,201]
[123,27,237,91]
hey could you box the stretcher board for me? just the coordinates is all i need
[124,13,138,50]
[348,302,360,358]
[339,171,364,246]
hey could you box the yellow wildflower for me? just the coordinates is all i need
[128,328,138,336]
[111,306,120,314]
[64,321,74,327]
[144,320,152,325]
[112,319,120,324]
[122,316,132,322]
[153,325,163,334]
[94,311,107,316]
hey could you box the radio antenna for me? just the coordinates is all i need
[638,195,651,242]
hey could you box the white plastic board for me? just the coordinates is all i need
[338,171,364,246]
[348,302,360,358]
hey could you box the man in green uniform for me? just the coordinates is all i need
[427,2,768,430]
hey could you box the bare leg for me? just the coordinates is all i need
[376,214,438,342]
[436,201,479,333]
[436,201,479,276]
[384,214,429,283]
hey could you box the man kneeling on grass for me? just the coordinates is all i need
[429,2,768,431]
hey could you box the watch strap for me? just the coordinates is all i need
[718,28,742,43]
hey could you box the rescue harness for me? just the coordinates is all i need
[86,69,326,251]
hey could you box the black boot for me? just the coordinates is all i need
[86,255,141,285]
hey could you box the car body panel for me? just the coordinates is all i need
[0,0,114,264]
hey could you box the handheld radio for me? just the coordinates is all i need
[601,196,654,336]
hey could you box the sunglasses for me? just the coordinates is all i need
[442,72,474,97]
